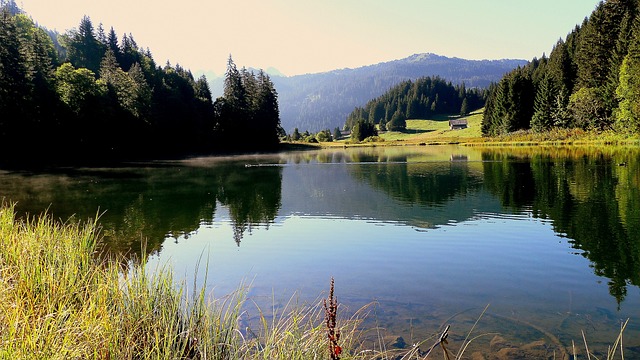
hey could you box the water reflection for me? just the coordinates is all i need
[0,158,282,260]
[480,147,640,305]
[1,145,639,306]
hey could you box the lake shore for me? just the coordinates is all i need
[292,109,640,149]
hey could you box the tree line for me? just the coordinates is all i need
[0,1,281,165]
[344,76,486,138]
[482,0,640,136]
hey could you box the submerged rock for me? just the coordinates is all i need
[391,336,407,349]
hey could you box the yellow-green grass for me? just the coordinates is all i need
[323,109,640,147]
[321,110,484,148]
[0,202,630,359]
[380,110,483,144]
[0,203,380,359]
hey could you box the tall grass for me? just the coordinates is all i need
[0,202,631,359]
[0,203,380,359]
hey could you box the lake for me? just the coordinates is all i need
[3,145,639,357]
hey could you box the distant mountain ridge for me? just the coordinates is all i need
[208,53,528,133]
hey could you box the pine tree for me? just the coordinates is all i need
[531,74,558,132]
[0,7,30,140]
[223,55,247,112]
[128,62,152,120]
[333,127,342,140]
[65,16,105,73]
[614,31,640,133]
[387,109,406,131]
[460,97,469,116]
[107,27,121,62]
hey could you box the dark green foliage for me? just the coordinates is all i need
[482,0,640,136]
[213,57,281,151]
[387,109,406,131]
[315,129,332,142]
[0,7,30,145]
[345,76,486,131]
[64,16,106,74]
[291,128,301,141]
[332,127,342,140]
[351,120,377,142]
[0,4,281,165]
[531,74,558,132]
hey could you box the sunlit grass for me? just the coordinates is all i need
[378,110,483,144]
[0,201,632,359]
[0,202,382,359]
[324,108,640,147]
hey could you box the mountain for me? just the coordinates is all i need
[209,53,528,133]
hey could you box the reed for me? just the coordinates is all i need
[0,202,632,359]
[0,203,378,359]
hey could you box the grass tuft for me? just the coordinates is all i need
[0,201,632,359]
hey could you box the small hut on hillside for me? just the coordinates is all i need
[449,119,468,130]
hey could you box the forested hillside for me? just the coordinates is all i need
[482,0,640,136]
[0,1,281,165]
[345,76,486,131]
[208,54,527,133]
[277,54,525,133]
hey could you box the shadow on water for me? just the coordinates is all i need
[480,147,640,306]
[1,146,639,339]
[0,159,283,263]
[2,146,640,305]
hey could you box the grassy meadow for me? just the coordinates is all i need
[319,108,640,147]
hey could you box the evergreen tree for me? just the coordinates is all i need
[65,16,105,73]
[481,83,499,136]
[99,48,137,115]
[351,119,377,142]
[128,62,152,120]
[0,7,29,144]
[214,56,281,150]
[551,89,572,128]
[460,97,469,116]
[387,109,406,131]
[194,75,212,103]
[615,32,640,133]
[333,127,342,140]
[291,128,301,141]
[531,74,558,132]
[107,27,121,62]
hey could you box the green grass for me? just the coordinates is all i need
[380,110,483,143]
[0,202,631,359]
[324,108,639,147]
[0,202,378,359]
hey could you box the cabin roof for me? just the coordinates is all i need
[448,119,468,126]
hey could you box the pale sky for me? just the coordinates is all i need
[17,0,601,77]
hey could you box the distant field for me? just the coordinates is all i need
[320,108,639,147]
[379,109,483,143]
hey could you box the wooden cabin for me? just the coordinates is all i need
[449,119,468,130]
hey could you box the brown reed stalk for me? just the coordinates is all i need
[323,277,342,360]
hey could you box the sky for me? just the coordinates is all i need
[17,0,602,77]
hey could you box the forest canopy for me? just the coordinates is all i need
[344,76,486,133]
[482,0,640,136]
[0,1,282,165]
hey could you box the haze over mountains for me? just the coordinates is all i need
[206,53,528,133]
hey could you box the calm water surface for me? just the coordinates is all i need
[3,145,640,357]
